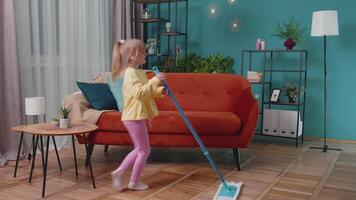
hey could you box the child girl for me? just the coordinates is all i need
[110,39,166,191]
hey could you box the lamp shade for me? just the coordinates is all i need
[311,10,339,36]
[25,97,45,115]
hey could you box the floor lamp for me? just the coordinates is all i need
[310,10,342,152]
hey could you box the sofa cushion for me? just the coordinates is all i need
[97,111,241,136]
[107,76,124,111]
[76,82,118,110]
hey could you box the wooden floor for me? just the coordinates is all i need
[0,137,355,200]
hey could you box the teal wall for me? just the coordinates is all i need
[153,0,356,140]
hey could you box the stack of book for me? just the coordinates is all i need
[247,71,263,83]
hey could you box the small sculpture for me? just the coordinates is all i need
[166,22,172,32]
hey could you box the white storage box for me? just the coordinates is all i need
[263,109,303,138]
[262,109,280,136]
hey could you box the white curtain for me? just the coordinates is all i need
[15,0,112,148]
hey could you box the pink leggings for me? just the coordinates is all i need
[118,120,150,183]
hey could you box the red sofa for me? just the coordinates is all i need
[77,73,258,170]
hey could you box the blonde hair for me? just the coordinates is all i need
[111,39,145,81]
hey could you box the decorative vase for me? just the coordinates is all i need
[284,38,296,50]
[260,40,266,50]
[288,96,296,103]
[166,22,172,32]
[142,8,151,19]
[148,47,155,55]
[256,38,261,50]
[59,118,70,128]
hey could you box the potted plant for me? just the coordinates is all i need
[51,118,59,127]
[146,38,157,55]
[59,106,71,128]
[272,17,306,50]
[155,53,234,73]
[282,82,302,103]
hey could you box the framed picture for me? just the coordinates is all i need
[270,88,281,102]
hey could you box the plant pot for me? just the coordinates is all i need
[288,96,296,103]
[59,118,70,129]
[284,38,296,50]
[51,120,59,127]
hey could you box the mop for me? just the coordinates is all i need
[152,67,243,200]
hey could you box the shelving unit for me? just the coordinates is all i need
[132,18,169,23]
[131,0,188,71]
[241,49,308,147]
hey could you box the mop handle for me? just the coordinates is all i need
[152,67,229,188]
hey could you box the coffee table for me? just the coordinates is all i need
[12,123,98,197]
[12,125,62,178]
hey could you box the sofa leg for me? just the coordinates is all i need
[104,145,109,153]
[85,144,94,167]
[232,148,241,171]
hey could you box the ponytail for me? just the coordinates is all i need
[112,41,122,81]
[111,39,145,81]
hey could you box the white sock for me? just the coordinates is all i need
[111,171,125,192]
[128,182,149,191]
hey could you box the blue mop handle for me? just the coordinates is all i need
[152,67,229,189]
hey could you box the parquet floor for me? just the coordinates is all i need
[0,137,355,200]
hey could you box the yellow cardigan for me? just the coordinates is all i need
[121,67,164,121]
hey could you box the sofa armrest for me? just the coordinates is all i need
[234,87,259,147]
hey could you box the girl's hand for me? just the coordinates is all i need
[162,88,167,95]
[155,73,166,81]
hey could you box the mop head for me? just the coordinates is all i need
[213,182,243,200]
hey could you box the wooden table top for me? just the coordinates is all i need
[12,123,98,136]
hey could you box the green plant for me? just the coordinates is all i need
[155,57,175,72]
[272,17,306,43]
[282,82,303,102]
[52,118,59,122]
[156,53,234,73]
[178,53,200,71]
[59,106,71,119]
[191,53,234,73]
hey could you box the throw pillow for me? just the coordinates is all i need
[76,82,118,110]
[107,76,124,111]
